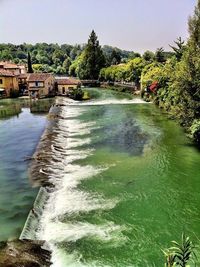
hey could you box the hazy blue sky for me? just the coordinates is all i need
[0,0,196,52]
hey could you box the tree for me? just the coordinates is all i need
[188,0,200,48]
[63,57,72,74]
[143,50,155,62]
[169,37,185,60]
[27,52,33,73]
[110,49,121,65]
[155,47,166,63]
[78,30,105,79]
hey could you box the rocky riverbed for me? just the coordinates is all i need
[0,240,51,267]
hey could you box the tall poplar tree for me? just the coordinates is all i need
[27,52,33,73]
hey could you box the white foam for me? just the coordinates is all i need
[25,99,128,267]
[39,221,124,243]
[65,98,149,106]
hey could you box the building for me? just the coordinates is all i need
[18,74,28,95]
[56,78,81,95]
[0,61,26,75]
[27,73,55,98]
[0,69,19,97]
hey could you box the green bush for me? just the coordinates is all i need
[190,120,200,144]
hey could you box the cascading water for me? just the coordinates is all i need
[20,89,200,266]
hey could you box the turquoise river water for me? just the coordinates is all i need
[1,89,200,266]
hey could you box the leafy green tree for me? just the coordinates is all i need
[63,57,72,74]
[27,52,33,73]
[126,57,145,85]
[110,49,121,65]
[143,50,155,62]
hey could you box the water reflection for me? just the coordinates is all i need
[0,98,54,119]
[0,100,51,240]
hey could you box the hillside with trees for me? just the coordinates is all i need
[0,40,135,75]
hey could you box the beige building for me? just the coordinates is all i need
[27,73,55,98]
[0,61,26,75]
[56,78,81,95]
[0,69,19,97]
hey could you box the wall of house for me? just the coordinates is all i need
[29,82,44,88]
[44,76,55,95]
[0,76,19,96]
[28,76,55,98]
[58,84,77,95]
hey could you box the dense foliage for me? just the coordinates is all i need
[99,57,145,87]
[141,0,200,145]
[0,41,134,75]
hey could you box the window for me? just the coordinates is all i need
[0,79,2,84]
[35,81,39,86]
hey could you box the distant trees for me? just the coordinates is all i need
[100,57,145,85]
[0,42,135,76]
[143,50,155,62]
[155,47,166,63]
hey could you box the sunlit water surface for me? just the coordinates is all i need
[1,90,200,267]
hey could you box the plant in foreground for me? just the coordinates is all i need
[163,234,196,267]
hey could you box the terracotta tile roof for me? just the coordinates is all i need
[56,78,80,85]
[0,61,19,69]
[17,74,27,79]
[0,69,15,77]
[27,73,53,82]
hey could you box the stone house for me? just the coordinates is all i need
[0,69,19,97]
[56,78,81,95]
[0,61,26,75]
[27,73,55,98]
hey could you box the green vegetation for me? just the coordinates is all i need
[163,234,196,267]
[141,0,200,145]
[0,41,135,75]
[100,57,145,87]
[69,87,84,100]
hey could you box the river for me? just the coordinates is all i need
[1,89,200,266]
[0,98,53,240]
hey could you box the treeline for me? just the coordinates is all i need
[99,48,174,85]
[0,41,136,75]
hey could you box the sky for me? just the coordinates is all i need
[0,0,196,53]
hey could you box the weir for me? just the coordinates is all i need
[20,187,49,240]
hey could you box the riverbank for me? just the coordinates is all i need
[141,88,200,148]
[0,240,51,267]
